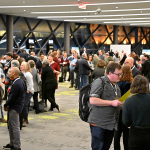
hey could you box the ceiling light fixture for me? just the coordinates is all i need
[64,18,150,22]
[32,11,96,14]
[96,7,102,14]
[116,7,118,8]
[104,20,150,23]
[23,1,25,3]
[37,13,150,19]
[24,10,26,11]
[31,7,150,15]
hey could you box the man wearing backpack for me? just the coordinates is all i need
[88,62,123,150]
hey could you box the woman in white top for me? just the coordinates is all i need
[113,52,120,63]
[20,62,34,127]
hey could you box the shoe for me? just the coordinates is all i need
[49,108,53,111]
[24,119,29,124]
[1,118,7,123]
[56,104,60,112]
[22,121,27,127]
[75,88,79,90]
[3,144,14,149]
[69,86,73,88]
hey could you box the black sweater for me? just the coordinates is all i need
[123,93,150,127]
[4,78,26,113]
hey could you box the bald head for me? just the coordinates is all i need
[124,57,134,67]
[8,67,20,79]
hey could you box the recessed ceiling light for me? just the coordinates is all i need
[84,18,86,19]
[95,13,97,14]
[121,17,123,18]
[23,1,25,3]
[24,10,26,11]
[116,7,118,8]
[141,11,142,13]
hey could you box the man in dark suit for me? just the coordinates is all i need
[36,53,45,72]
[26,51,37,64]
[124,57,140,78]
[80,47,87,56]
[19,50,28,61]
[3,67,26,150]
[141,54,150,82]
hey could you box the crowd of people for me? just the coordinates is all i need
[0,47,150,150]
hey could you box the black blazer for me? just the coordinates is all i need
[132,66,141,78]
[41,65,57,87]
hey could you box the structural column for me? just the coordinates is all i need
[64,22,70,54]
[113,25,118,44]
[135,27,138,45]
[6,15,13,52]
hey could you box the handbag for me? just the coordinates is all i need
[36,69,41,85]
[0,86,4,105]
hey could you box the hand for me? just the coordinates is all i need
[4,66,8,70]
[111,100,123,107]
[27,90,30,93]
[4,106,8,111]
[53,69,57,73]
[71,63,75,66]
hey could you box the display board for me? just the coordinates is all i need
[110,44,131,57]
[71,47,80,55]
[142,49,150,55]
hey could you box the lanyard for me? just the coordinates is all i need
[131,65,135,71]
[12,77,20,86]
[109,82,117,96]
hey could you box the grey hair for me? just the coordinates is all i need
[28,60,35,68]
[43,59,49,66]
[11,60,19,68]
[82,53,86,58]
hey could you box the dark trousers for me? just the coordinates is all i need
[75,73,80,89]
[33,92,39,113]
[114,110,129,150]
[62,66,68,81]
[44,86,57,110]
[90,124,114,150]
[23,92,33,120]
[88,75,93,84]
[8,110,21,149]
[70,70,74,86]
[128,127,150,150]
[0,105,3,120]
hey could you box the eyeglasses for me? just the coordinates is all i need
[112,72,123,77]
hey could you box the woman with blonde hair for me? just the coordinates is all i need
[20,62,34,127]
[93,54,100,68]
[114,65,133,150]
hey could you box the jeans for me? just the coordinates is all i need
[90,124,114,150]
[23,92,33,120]
[70,70,74,86]
[80,75,88,89]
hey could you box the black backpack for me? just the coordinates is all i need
[79,77,104,122]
